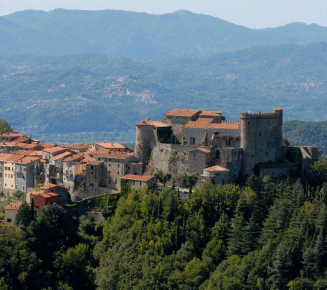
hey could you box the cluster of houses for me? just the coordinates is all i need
[0,131,155,226]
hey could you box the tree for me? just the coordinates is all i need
[0,120,13,134]
[154,171,172,187]
[54,243,95,290]
[26,204,79,268]
[182,173,198,194]
[15,201,33,229]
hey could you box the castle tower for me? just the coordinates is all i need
[240,107,283,175]
[134,120,158,164]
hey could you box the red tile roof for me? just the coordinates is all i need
[5,203,22,210]
[196,147,211,153]
[39,143,56,149]
[122,174,153,181]
[0,154,14,162]
[41,184,58,190]
[185,118,212,128]
[40,192,59,199]
[92,152,134,159]
[43,146,66,153]
[15,156,41,164]
[136,119,170,127]
[204,165,230,172]
[274,106,283,111]
[95,142,128,149]
[199,110,222,117]
[165,109,200,117]
[185,118,240,130]
[0,132,23,138]
[52,151,72,161]
[63,154,82,162]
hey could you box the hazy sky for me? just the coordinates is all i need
[1,0,326,29]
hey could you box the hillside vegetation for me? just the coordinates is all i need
[3,171,327,289]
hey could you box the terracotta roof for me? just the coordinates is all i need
[40,192,59,199]
[28,191,41,196]
[185,118,212,128]
[165,109,200,117]
[92,152,134,159]
[95,142,127,149]
[41,184,58,190]
[23,150,43,157]
[191,147,211,153]
[136,119,170,127]
[15,156,41,164]
[274,106,283,111]
[185,118,240,130]
[204,165,230,172]
[199,110,222,117]
[122,174,153,181]
[82,156,94,163]
[63,154,82,162]
[0,132,22,138]
[43,146,66,153]
[52,151,72,161]
[0,153,14,162]
[39,143,56,149]
[209,123,240,130]
[5,203,22,210]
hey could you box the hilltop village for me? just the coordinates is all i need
[0,106,319,224]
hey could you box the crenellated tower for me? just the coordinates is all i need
[240,107,283,175]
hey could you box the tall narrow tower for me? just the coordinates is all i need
[240,107,283,175]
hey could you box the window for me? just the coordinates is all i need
[23,186,25,191]
[140,181,142,186]
[6,218,11,223]
[115,178,117,184]
[91,165,93,170]
[190,137,195,145]
[133,180,135,185]
[118,164,120,168]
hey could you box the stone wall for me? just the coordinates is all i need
[259,165,297,179]
[146,143,212,177]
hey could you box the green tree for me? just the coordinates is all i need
[54,243,95,289]
[0,120,13,134]
[182,173,198,194]
[15,201,33,229]
[154,171,172,187]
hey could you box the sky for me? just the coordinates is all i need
[0,0,326,29]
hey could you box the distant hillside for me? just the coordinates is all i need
[1,9,327,59]
[1,42,327,144]
[284,120,327,153]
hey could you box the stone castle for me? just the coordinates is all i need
[135,107,319,186]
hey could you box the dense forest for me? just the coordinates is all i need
[2,162,327,289]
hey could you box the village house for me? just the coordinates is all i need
[4,202,21,226]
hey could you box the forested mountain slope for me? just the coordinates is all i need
[2,9,327,58]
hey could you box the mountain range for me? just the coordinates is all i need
[2,9,327,59]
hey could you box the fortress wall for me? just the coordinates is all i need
[259,166,297,179]
[146,143,211,177]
